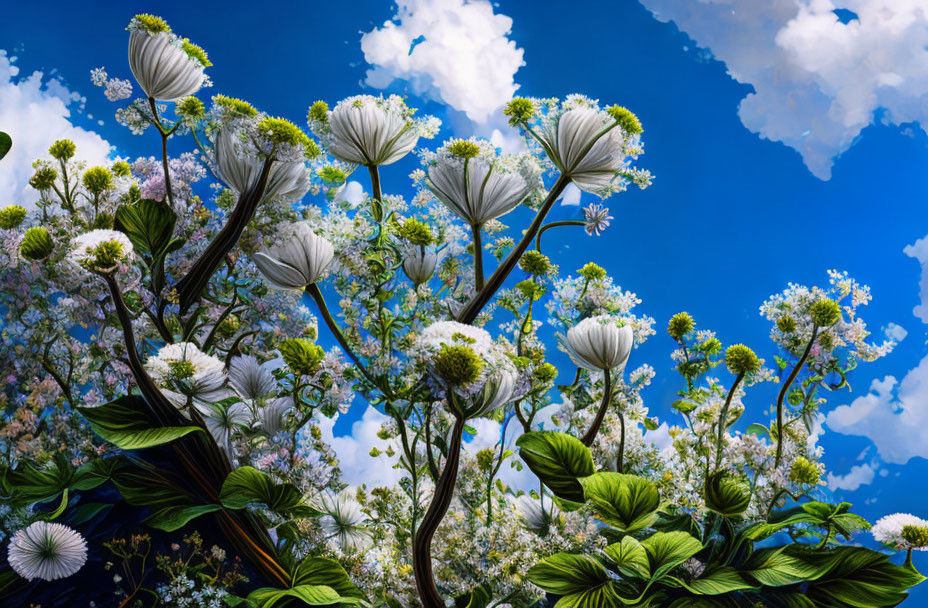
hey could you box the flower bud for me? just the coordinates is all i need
[810,298,841,327]
[175,96,205,120]
[48,139,75,161]
[19,227,54,260]
[398,218,433,246]
[776,315,796,333]
[519,251,551,276]
[533,362,558,384]
[29,167,57,191]
[82,167,114,196]
[503,97,535,125]
[434,345,484,386]
[307,100,329,124]
[0,205,26,229]
[606,105,643,135]
[279,338,325,376]
[578,262,606,282]
[212,94,258,118]
[788,456,821,486]
[667,312,695,340]
[111,161,132,177]
[725,344,760,375]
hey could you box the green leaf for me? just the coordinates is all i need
[221,467,319,518]
[516,431,595,503]
[464,585,492,608]
[112,468,191,508]
[527,553,616,608]
[742,501,869,542]
[703,472,751,518]
[114,198,178,261]
[680,567,756,595]
[67,501,113,525]
[247,585,346,608]
[78,396,203,450]
[742,547,811,587]
[603,536,650,578]
[0,131,10,161]
[579,472,661,532]
[640,531,703,582]
[144,504,222,532]
[291,556,366,601]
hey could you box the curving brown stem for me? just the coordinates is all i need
[414,414,466,608]
[457,174,570,324]
[775,326,819,467]
[471,223,484,291]
[580,368,612,447]
[174,156,275,314]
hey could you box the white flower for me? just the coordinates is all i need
[320,95,425,166]
[402,246,440,285]
[146,342,228,406]
[513,495,559,533]
[213,125,311,203]
[537,107,629,195]
[561,315,634,371]
[257,397,292,437]
[8,521,88,581]
[127,19,206,101]
[251,221,334,289]
[68,230,134,270]
[425,144,529,226]
[318,490,371,551]
[201,402,250,452]
[872,513,928,551]
[228,355,276,402]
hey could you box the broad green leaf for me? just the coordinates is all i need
[3,452,114,508]
[112,468,191,508]
[703,472,751,518]
[144,503,222,532]
[742,547,811,587]
[527,553,610,596]
[114,198,177,260]
[640,531,703,582]
[516,431,595,503]
[465,585,492,608]
[579,472,660,532]
[0,132,10,161]
[603,536,650,578]
[680,567,756,595]
[79,396,203,450]
[742,501,869,542]
[67,501,113,525]
[667,598,740,608]
[221,466,319,518]
[247,584,346,608]
[292,556,366,601]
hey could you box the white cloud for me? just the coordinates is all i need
[317,405,404,488]
[638,0,928,179]
[557,183,583,207]
[884,322,908,342]
[360,0,524,126]
[0,50,113,208]
[904,233,928,323]
[826,462,875,491]
[826,360,928,464]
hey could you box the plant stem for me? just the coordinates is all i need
[775,326,819,467]
[535,220,585,251]
[616,409,626,472]
[471,223,484,291]
[457,174,570,324]
[148,97,175,209]
[413,414,466,608]
[715,372,745,470]
[580,368,612,447]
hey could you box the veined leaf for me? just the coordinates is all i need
[641,531,703,582]
[144,503,222,532]
[527,553,611,596]
[0,131,11,161]
[291,556,366,601]
[703,472,750,518]
[221,466,319,518]
[516,431,595,503]
[604,536,650,579]
[579,472,661,532]
[78,395,203,450]
[247,584,348,608]
[679,566,756,595]
[114,198,178,261]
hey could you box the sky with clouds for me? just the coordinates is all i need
[5,0,928,591]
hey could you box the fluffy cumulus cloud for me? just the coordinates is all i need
[0,50,112,208]
[316,405,404,488]
[826,462,876,491]
[638,0,928,179]
[904,233,928,323]
[360,0,524,126]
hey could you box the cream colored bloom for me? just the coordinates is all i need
[128,20,206,101]
[8,522,87,581]
[251,222,334,289]
[562,315,633,371]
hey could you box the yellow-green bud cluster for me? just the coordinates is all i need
[777,316,796,333]
[20,227,54,260]
[503,97,535,126]
[698,337,722,355]
[258,117,310,147]
[667,312,695,340]
[476,448,495,472]
[217,315,241,338]
[111,161,132,177]
[533,362,558,384]
[725,344,760,375]
[176,96,205,119]
[317,166,348,185]
[307,100,329,124]
[399,218,433,246]
[132,14,170,33]
[181,39,212,67]
[519,250,551,276]
[607,105,643,135]
[279,338,325,376]
[0,205,26,229]
[48,139,76,161]
[212,95,257,118]
[578,262,607,282]
[434,345,483,386]
[447,139,481,160]
[83,167,114,196]
[82,241,126,271]
[29,167,57,191]
[810,298,841,327]
[516,279,545,300]
[788,456,821,486]
[902,525,928,548]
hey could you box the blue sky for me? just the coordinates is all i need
[5,0,928,589]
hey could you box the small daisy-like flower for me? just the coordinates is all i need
[583,203,613,236]
[8,521,88,581]
[68,230,134,272]
[318,490,371,552]
[872,513,928,551]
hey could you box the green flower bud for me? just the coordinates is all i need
[217,314,240,338]
[0,205,26,229]
[317,166,348,185]
[776,315,796,333]
[516,279,545,300]
[279,338,325,376]
[85,241,126,270]
[787,388,804,406]
[307,100,329,124]
[434,345,483,386]
[503,97,535,126]
[447,139,481,159]
[578,262,607,282]
[606,105,643,135]
[667,312,695,340]
[698,337,722,355]
[476,448,495,472]
[398,217,433,246]
[169,360,196,380]
[902,525,928,549]
[810,298,841,327]
[369,447,381,457]
[19,227,54,260]
[212,94,258,117]
[132,13,171,33]
[48,139,76,161]
[111,161,132,177]
[176,96,205,119]
[725,344,760,375]
[29,167,57,191]
[181,39,212,67]
[788,456,821,486]
[533,362,558,384]
[519,250,551,276]
[258,117,311,148]
[83,166,114,196]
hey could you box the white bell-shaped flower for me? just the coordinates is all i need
[562,315,633,371]
[251,221,334,289]
[214,125,311,203]
[402,246,440,285]
[127,16,207,101]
